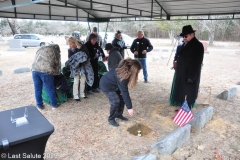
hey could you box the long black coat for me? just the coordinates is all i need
[174,37,204,104]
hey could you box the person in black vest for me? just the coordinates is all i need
[130,30,153,83]
[170,25,204,109]
[99,58,142,127]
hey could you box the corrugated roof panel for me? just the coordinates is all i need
[0,0,12,8]
[0,8,14,12]
[77,17,88,21]
[112,6,127,14]
[93,0,126,6]
[92,3,111,11]
[35,15,50,20]
[16,4,48,14]
[77,9,88,17]
[128,9,141,16]
[65,16,79,21]
[50,16,66,20]
[0,12,14,18]
[75,1,91,8]
[17,14,34,19]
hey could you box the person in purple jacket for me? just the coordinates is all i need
[99,58,142,127]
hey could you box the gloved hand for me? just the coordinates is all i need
[187,79,194,83]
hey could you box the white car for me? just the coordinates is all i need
[13,34,54,47]
[98,32,134,48]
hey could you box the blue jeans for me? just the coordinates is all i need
[138,58,148,80]
[32,71,57,108]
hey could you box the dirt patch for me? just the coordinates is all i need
[127,123,152,136]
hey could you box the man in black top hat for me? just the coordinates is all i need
[170,25,204,109]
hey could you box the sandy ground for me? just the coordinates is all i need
[0,38,240,160]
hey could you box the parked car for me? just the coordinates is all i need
[98,32,134,48]
[65,31,83,45]
[13,34,54,47]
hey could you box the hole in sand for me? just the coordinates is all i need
[127,123,152,136]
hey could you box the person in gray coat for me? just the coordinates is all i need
[105,43,123,71]
[112,30,127,58]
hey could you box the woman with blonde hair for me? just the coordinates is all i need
[66,36,92,101]
[99,58,142,127]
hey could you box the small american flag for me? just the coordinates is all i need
[173,100,194,126]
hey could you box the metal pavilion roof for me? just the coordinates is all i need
[0,0,240,22]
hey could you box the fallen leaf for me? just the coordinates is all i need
[197,145,204,150]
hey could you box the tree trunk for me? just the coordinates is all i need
[208,32,214,46]
[7,18,18,35]
[169,31,174,45]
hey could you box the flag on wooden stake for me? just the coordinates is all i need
[173,100,194,126]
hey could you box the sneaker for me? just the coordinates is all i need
[75,99,81,102]
[92,88,100,93]
[80,96,88,99]
[37,106,44,111]
[116,115,128,121]
[108,119,119,127]
[144,79,148,83]
[52,104,60,110]
[37,104,45,110]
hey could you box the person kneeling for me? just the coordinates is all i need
[99,58,142,127]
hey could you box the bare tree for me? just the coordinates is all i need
[198,15,232,45]
[6,18,19,35]
[156,18,192,44]
[232,20,240,41]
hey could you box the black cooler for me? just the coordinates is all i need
[0,106,54,160]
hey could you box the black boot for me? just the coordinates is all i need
[108,119,119,127]
[116,115,128,121]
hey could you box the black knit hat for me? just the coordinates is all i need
[117,30,121,34]
[105,43,113,50]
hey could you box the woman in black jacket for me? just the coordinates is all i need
[100,58,142,127]
[85,34,105,94]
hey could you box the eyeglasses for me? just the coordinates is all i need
[183,35,188,38]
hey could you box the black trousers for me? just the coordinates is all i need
[103,91,125,120]
[88,59,99,90]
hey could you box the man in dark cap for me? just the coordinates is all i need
[169,25,204,109]
[86,27,103,47]
[105,43,123,71]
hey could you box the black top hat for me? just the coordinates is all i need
[180,25,196,36]
[105,43,113,50]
